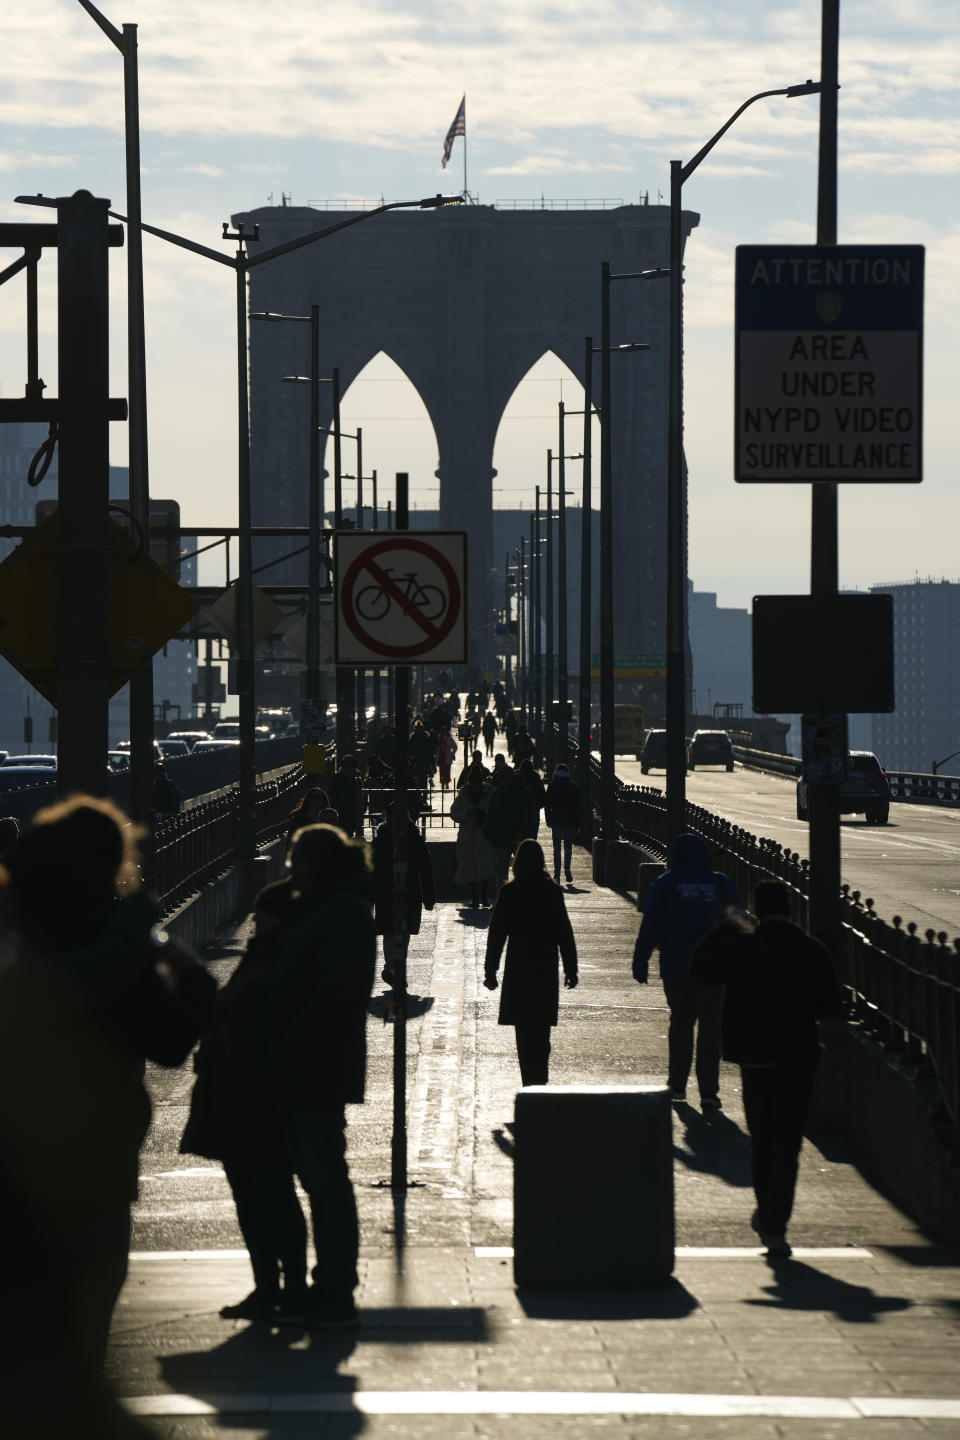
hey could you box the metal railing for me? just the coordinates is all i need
[579,742,960,1137]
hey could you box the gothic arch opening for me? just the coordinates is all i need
[326,352,440,524]
[491,351,600,515]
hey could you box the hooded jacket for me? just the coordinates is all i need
[632,833,741,983]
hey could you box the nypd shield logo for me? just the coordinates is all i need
[816,291,843,325]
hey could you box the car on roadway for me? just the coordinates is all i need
[157,739,191,759]
[107,750,131,772]
[687,729,735,772]
[166,730,211,751]
[1,754,57,768]
[213,720,240,741]
[639,729,671,774]
[192,738,240,753]
[796,749,890,825]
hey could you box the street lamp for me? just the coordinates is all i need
[667,80,821,843]
[598,260,660,845]
[100,193,461,871]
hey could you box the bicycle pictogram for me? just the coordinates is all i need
[355,568,447,623]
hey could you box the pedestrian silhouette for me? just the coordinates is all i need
[692,878,843,1257]
[484,839,578,1085]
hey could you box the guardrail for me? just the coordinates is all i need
[733,745,960,809]
[576,741,960,1137]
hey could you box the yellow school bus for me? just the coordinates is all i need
[614,705,645,758]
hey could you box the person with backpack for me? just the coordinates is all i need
[632,833,741,1110]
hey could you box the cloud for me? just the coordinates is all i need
[485,155,630,176]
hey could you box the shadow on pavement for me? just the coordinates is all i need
[746,1258,914,1321]
[875,1244,960,1268]
[367,992,435,1023]
[456,907,492,927]
[517,1277,698,1322]
[492,1125,515,1160]
[161,1325,363,1437]
[672,1102,752,1188]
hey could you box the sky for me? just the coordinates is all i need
[0,0,957,611]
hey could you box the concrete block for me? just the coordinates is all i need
[513,1085,674,1289]
[591,837,607,883]
[637,862,666,910]
[604,840,640,891]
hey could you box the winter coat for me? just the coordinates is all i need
[692,914,843,1065]
[484,873,578,1026]
[518,761,546,813]
[481,712,498,742]
[329,769,366,834]
[450,783,497,883]
[484,781,540,851]
[632,833,741,983]
[180,876,375,1160]
[544,775,583,831]
[372,821,436,935]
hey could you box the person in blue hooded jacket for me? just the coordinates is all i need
[632,833,741,1109]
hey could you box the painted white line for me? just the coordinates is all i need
[122,1391,960,1420]
[474,1246,874,1260]
[130,1250,250,1261]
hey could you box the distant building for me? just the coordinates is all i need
[870,578,960,777]
[689,588,752,720]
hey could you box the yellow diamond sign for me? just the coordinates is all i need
[0,511,199,705]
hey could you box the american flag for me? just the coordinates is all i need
[442,96,466,169]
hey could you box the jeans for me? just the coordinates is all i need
[741,1059,818,1235]
[661,975,722,1099]
[551,826,575,878]
[222,1155,308,1296]
[515,1023,551,1085]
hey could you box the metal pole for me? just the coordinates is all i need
[120,23,155,847]
[518,536,527,725]
[235,258,257,863]
[808,0,842,952]
[666,162,688,845]
[579,336,594,804]
[533,489,542,740]
[558,405,569,764]
[303,304,322,739]
[333,367,353,759]
[371,468,381,726]
[599,262,616,842]
[355,427,365,736]
[56,190,112,799]
[545,451,554,765]
[391,472,410,1193]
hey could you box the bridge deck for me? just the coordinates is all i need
[107,826,960,1437]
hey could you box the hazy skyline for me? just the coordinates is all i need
[1,0,957,611]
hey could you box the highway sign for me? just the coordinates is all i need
[591,651,666,678]
[752,594,894,714]
[735,245,924,482]
[334,531,467,664]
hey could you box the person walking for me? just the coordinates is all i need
[436,729,457,789]
[450,766,497,907]
[544,761,583,884]
[372,800,435,985]
[285,786,332,849]
[504,708,518,757]
[632,833,741,1110]
[0,797,215,1396]
[481,709,498,758]
[328,754,366,838]
[517,756,546,818]
[692,879,843,1257]
[484,765,540,892]
[181,824,376,1326]
[483,839,578,1085]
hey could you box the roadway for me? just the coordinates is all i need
[616,758,960,941]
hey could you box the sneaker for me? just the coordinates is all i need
[669,1088,686,1103]
[310,1296,358,1328]
[381,966,396,986]
[274,1286,311,1324]
[219,1289,280,1322]
[700,1095,722,1111]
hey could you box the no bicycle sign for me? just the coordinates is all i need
[334,530,468,665]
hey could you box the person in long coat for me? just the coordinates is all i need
[450,767,497,907]
[372,800,435,983]
[483,839,578,1085]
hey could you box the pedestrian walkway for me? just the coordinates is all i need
[106,814,960,1437]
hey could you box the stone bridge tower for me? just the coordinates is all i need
[234,200,699,673]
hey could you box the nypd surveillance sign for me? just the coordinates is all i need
[735,244,924,482]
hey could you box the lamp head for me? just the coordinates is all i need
[419,194,465,209]
[785,80,822,97]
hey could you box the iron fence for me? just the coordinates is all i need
[579,743,960,1136]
